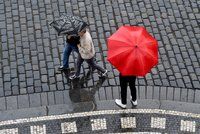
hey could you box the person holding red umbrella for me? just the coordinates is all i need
[107,26,158,109]
[115,74,137,108]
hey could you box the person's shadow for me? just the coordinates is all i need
[65,69,106,111]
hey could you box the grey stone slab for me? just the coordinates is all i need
[160,100,200,114]
[40,92,48,106]
[29,93,41,107]
[160,86,167,100]
[180,88,188,102]
[153,86,160,100]
[195,90,200,103]
[138,86,146,99]
[47,92,55,105]
[17,95,29,109]
[47,104,74,115]
[167,87,174,100]
[111,86,120,99]
[0,106,47,121]
[104,87,113,100]
[146,86,153,99]
[55,91,64,104]
[63,90,72,104]
[187,89,195,103]
[0,97,6,111]
[6,96,18,110]
[173,88,181,101]
[98,87,106,100]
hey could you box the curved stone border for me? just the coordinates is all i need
[1,108,200,126]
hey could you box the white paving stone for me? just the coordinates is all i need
[120,117,136,128]
[180,120,196,132]
[0,128,18,134]
[151,117,166,129]
[61,121,77,133]
[30,125,46,134]
[91,118,107,131]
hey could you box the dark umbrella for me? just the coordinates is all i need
[49,14,88,36]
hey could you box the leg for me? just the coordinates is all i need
[75,54,84,76]
[63,42,72,68]
[85,58,106,73]
[119,74,128,104]
[128,76,137,101]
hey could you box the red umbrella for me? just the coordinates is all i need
[107,26,158,76]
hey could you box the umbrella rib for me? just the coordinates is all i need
[108,39,132,47]
[108,48,133,60]
[142,49,157,60]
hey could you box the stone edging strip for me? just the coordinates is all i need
[1,108,200,126]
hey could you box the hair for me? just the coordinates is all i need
[81,27,87,33]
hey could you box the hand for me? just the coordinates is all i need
[77,44,81,47]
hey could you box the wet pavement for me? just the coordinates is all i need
[0,0,200,133]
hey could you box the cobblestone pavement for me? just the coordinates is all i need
[0,0,199,97]
[0,109,200,133]
[0,0,200,133]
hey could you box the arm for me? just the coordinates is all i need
[78,39,92,54]
[78,43,91,54]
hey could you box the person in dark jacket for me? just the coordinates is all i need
[115,73,137,109]
[58,35,80,71]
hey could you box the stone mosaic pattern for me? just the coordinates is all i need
[0,0,199,98]
[151,117,166,129]
[61,121,77,133]
[0,128,18,134]
[120,117,136,129]
[0,109,200,133]
[180,120,196,132]
[91,118,107,131]
[30,125,46,134]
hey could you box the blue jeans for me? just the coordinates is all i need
[63,42,78,68]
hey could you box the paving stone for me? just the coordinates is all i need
[29,93,41,107]
[12,86,19,95]
[6,96,18,110]
[41,92,48,106]
[0,97,6,111]
[55,91,64,104]
[47,92,55,105]
[17,95,29,108]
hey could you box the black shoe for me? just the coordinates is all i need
[58,66,69,71]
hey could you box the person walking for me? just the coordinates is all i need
[58,35,80,71]
[115,73,137,109]
[69,28,107,80]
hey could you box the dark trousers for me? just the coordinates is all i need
[75,55,106,76]
[119,74,137,104]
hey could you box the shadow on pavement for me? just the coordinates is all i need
[63,69,106,111]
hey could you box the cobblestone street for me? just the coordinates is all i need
[0,0,200,133]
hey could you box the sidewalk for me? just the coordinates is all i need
[0,0,200,133]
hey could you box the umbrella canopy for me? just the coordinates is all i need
[107,26,158,76]
[49,14,88,36]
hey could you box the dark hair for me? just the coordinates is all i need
[81,28,86,33]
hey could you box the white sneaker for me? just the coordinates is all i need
[131,100,137,106]
[115,99,126,109]
[130,96,137,106]
[102,70,108,76]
